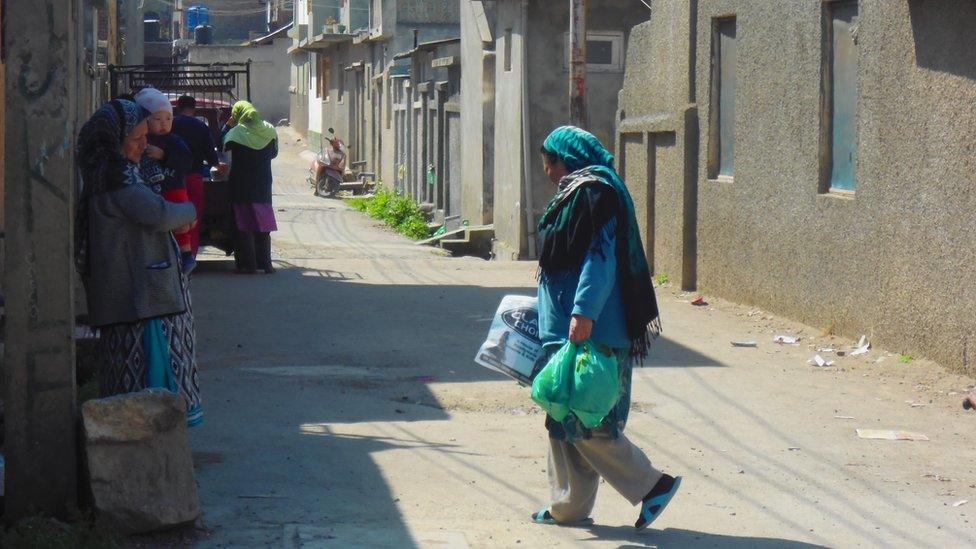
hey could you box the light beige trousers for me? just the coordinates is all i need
[547,427,662,523]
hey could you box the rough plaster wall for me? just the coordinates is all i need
[692,0,976,371]
[621,133,648,262]
[617,2,694,287]
[187,41,291,123]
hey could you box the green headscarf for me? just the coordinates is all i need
[539,126,661,360]
[223,100,278,150]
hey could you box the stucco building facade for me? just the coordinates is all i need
[618,0,976,371]
[462,0,647,259]
[289,0,459,175]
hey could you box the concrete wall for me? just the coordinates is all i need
[397,0,461,25]
[188,38,291,125]
[459,0,496,225]
[492,0,647,259]
[619,0,976,371]
[396,40,462,218]
[291,50,310,134]
[616,0,698,290]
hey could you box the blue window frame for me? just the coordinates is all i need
[824,1,859,192]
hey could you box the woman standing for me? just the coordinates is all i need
[222,101,279,274]
[532,126,679,529]
[76,99,203,426]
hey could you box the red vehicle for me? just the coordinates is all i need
[310,127,348,197]
[109,63,250,255]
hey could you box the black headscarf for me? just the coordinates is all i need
[75,99,150,276]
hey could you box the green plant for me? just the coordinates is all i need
[655,273,669,286]
[343,185,431,240]
[898,354,914,364]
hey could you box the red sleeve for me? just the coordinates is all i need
[162,188,189,203]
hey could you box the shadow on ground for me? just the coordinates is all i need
[187,259,726,547]
[583,525,829,548]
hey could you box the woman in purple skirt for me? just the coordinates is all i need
[222,101,279,274]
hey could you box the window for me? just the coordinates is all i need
[504,28,513,72]
[822,0,859,193]
[708,18,736,179]
[317,55,331,100]
[338,64,346,102]
[562,31,624,72]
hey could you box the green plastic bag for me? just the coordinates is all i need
[569,341,620,428]
[530,342,576,422]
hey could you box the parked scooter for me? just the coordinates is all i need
[309,127,347,197]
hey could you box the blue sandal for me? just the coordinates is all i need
[635,476,682,530]
[531,509,594,526]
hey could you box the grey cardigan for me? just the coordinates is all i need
[84,181,196,327]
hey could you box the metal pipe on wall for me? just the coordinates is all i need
[569,0,587,128]
[521,0,537,259]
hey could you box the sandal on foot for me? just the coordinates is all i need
[531,509,593,526]
[635,475,682,530]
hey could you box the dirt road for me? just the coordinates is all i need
[188,129,976,548]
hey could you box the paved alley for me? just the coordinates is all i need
[186,130,976,548]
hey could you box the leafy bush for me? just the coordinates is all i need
[345,185,431,240]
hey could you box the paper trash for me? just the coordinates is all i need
[808,354,835,367]
[774,334,800,345]
[855,429,929,441]
[850,335,871,356]
[474,295,543,385]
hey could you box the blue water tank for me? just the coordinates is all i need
[187,5,210,31]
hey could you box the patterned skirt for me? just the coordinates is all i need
[98,279,202,426]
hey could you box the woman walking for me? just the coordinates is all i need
[532,126,680,529]
[76,99,203,426]
[222,100,279,274]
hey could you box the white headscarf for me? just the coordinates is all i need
[134,87,172,115]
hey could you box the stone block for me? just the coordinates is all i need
[82,390,200,534]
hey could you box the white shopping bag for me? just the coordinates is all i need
[474,295,543,385]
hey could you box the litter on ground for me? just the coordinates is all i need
[850,335,871,356]
[731,340,758,347]
[809,354,835,367]
[856,429,929,441]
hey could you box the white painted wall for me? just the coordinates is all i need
[187,38,291,123]
[309,52,322,134]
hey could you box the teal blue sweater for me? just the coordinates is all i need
[537,218,629,350]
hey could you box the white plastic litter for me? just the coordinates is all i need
[808,354,835,367]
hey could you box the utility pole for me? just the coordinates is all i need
[3,0,79,520]
[108,0,119,65]
[569,0,587,128]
